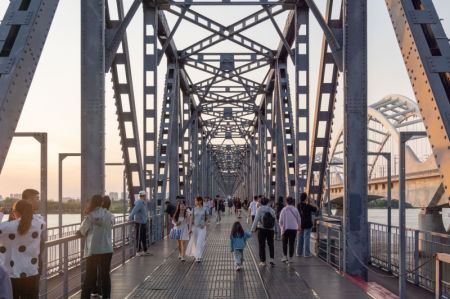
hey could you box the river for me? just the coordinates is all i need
[41,208,450,230]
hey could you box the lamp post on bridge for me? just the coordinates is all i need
[398,131,427,299]
[13,132,48,298]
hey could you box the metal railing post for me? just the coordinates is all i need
[414,230,420,285]
[327,226,330,264]
[63,241,69,298]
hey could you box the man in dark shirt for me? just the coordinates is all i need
[296,192,317,257]
[165,200,176,218]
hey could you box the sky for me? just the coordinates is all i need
[0,0,449,200]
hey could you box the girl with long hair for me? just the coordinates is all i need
[172,200,191,261]
[230,222,252,271]
[186,196,208,262]
[79,195,114,299]
[0,199,45,298]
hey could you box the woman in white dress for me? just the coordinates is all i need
[186,196,208,262]
[172,200,191,262]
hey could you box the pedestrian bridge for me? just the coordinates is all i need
[44,213,434,299]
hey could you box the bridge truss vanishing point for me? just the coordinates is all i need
[0,0,449,278]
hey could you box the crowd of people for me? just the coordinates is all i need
[165,192,318,271]
[0,187,319,298]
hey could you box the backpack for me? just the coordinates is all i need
[262,211,275,229]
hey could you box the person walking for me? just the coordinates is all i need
[129,190,150,256]
[248,196,258,223]
[230,222,252,271]
[297,192,318,257]
[186,197,208,262]
[172,200,191,262]
[214,195,223,224]
[235,198,242,218]
[227,198,233,215]
[0,200,45,299]
[279,197,301,264]
[274,196,284,240]
[78,195,114,299]
[251,197,276,266]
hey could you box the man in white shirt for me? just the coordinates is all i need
[248,196,259,222]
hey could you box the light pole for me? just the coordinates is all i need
[398,131,427,299]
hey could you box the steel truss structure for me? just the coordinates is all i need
[0,0,449,279]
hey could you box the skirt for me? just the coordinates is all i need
[186,226,206,259]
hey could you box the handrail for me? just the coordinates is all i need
[45,221,135,247]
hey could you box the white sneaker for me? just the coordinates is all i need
[143,251,152,256]
[258,262,266,266]
[235,265,241,271]
[181,257,186,262]
[281,256,287,263]
[178,253,182,259]
[269,259,275,266]
[136,252,143,256]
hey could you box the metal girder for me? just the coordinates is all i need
[143,5,159,191]
[107,0,144,207]
[81,0,106,211]
[386,0,450,199]
[154,64,179,204]
[105,0,142,70]
[173,5,285,58]
[306,0,341,201]
[304,0,343,70]
[274,61,296,199]
[295,4,309,195]
[0,0,60,173]
[343,0,368,280]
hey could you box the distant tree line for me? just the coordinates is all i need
[368,199,414,209]
[1,197,128,214]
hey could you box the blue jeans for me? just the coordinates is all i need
[233,249,244,266]
[297,228,311,256]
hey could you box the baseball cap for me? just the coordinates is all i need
[139,190,146,196]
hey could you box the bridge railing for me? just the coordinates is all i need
[369,222,450,293]
[316,219,343,271]
[435,253,450,298]
[41,212,165,298]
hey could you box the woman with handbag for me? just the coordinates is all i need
[186,196,208,262]
[171,200,191,261]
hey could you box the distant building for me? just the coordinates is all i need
[121,192,129,201]
[9,193,21,200]
[62,197,78,203]
[0,195,3,202]
[109,192,119,201]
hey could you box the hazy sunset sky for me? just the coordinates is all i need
[0,0,449,200]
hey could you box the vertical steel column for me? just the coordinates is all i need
[81,0,105,290]
[343,0,368,279]
[168,66,180,204]
[81,0,106,202]
[295,3,310,196]
[274,65,287,200]
[191,116,199,199]
[259,121,266,195]
[143,4,158,196]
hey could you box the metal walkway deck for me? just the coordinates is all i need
[120,214,371,299]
